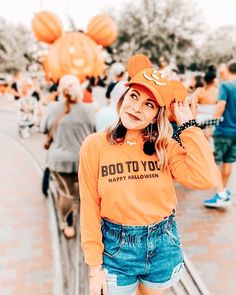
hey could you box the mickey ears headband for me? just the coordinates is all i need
[126,54,188,107]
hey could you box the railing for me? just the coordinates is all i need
[172,255,212,295]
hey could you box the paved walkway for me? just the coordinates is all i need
[176,181,236,295]
[0,131,56,295]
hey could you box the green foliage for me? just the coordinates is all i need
[112,0,203,66]
[197,25,236,68]
[67,15,79,32]
[0,17,38,73]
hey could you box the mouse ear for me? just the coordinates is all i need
[169,80,188,102]
[166,81,188,122]
[127,54,152,78]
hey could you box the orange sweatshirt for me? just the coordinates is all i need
[79,127,217,266]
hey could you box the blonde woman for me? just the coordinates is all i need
[79,66,217,295]
[40,74,95,238]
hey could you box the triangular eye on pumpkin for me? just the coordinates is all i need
[87,14,118,47]
[127,54,152,78]
[32,11,63,44]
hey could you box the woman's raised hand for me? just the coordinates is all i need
[173,98,194,126]
[89,266,108,295]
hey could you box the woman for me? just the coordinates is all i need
[79,67,217,295]
[17,77,40,138]
[190,67,218,123]
[40,74,95,238]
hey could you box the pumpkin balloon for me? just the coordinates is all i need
[127,54,152,78]
[42,57,53,82]
[45,32,105,83]
[32,11,63,44]
[87,14,118,47]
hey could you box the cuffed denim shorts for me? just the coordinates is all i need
[101,214,184,295]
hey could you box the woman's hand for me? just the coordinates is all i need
[172,98,194,126]
[204,127,213,139]
[89,266,108,295]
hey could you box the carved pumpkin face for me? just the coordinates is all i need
[87,14,118,47]
[45,32,105,83]
[32,11,63,44]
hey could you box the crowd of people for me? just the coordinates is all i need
[1,55,236,294]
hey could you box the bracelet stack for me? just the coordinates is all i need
[173,119,198,145]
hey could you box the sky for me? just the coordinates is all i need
[0,0,235,30]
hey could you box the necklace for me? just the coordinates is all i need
[126,140,138,146]
[125,133,141,146]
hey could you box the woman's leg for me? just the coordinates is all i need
[135,283,166,295]
[221,163,232,187]
[53,172,76,237]
[61,173,79,238]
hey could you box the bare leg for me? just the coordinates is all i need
[215,165,224,192]
[135,283,166,295]
[221,163,232,187]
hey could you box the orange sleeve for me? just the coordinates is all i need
[79,135,104,266]
[167,127,218,189]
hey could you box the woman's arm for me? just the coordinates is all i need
[79,134,104,267]
[168,99,218,189]
[190,88,200,119]
[39,102,55,134]
[168,127,218,189]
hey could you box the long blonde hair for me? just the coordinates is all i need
[106,90,173,170]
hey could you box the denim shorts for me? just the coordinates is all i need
[101,214,184,295]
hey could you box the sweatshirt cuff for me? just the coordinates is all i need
[85,255,103,267]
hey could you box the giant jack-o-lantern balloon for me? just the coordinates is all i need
[32,11,63,44]
[46,32,105,82]
[42,57,52,82]
[87,14,118,47]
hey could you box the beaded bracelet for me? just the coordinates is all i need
[173,119,198,145]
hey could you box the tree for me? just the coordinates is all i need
[197,25,236,68]
[0,17,38,73]
[112,0,203,66]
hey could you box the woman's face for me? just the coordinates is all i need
[120,84,159,130]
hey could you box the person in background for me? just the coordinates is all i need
[42,79,59,105]
[191,66,218,123]
[17,77,40,138]
[31,75,42,102]
[40,74,95,238]
[218,63,229,83]
[10,69,21,100]
[92,74,108,108]
[203,59,236,208]
[79,64,217,295]
[83,76,96,103]
[187,75,204,95]
[95,80,127,131]
[0,77,8,96]
[105,63,126,102]
[157,55,180,81]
